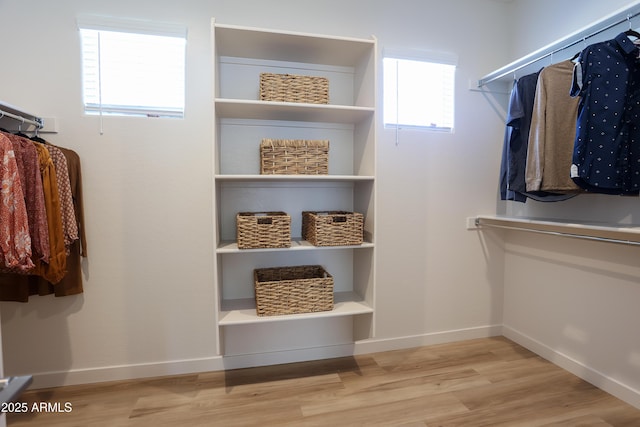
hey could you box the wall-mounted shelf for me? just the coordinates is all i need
[477,2,640,87]
[219,292,373,326]
[473,215,640,246]
[0,101,43,130]
[215,99,374,123]
[0,100,57,133]
[214,23,375,66]
[217,239,374,254]
[214,174,375,182]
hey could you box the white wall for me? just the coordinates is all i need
[506,0,640,61]
[497,0,640,409]
[0,0,509,386]
[0,0,219,382]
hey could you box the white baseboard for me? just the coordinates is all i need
[354,324,504,355]
[29,356,225,389]
[27,324,502,389]
[503,326,640,410]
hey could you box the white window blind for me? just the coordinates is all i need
[78,15,187,118]
[383,50,456,132]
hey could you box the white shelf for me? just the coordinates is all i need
[477,3,640,87]
[215,174,374,182]
[217,239,375,254]
[214,99,374,123]
[219,292,373,326]
[214,23,375,67]
[0,100,44,130]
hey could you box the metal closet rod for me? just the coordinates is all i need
[0,108,44,129]
[474,218,640,247]
[478,8,640,87]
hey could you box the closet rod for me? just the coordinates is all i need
[0,108,43,129]
[474,217,640,247]
[477,4,640,87]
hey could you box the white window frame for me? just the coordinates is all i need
[77,15,187,119]
[383,48,457,132]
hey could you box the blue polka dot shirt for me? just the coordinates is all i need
[571,32,640,195]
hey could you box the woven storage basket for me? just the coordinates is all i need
[254,265,334,316]
[260,72,329,104]
[260,139,329,175]
[236,212,291,249]
[302,211,364,246]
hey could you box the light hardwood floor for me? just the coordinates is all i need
[7,337,640,426]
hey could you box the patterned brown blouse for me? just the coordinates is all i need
[0,133,33,270]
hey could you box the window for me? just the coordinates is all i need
[78,16,187,118]
[383,52,456,132]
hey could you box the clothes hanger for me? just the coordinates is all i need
[13,118,30,138]
[0,113,9,133]
[33,117,48,143]
[30,127,46,143]
[30,129,46,144]
[0,112,7,133]
[0,110,10,133]
[625,14,640,39]
[625,29,640,39]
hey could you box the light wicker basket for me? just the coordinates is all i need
[302,211,364,246]
[236,212,291,249]
[260,139,329,175]
[260,72,329,104]
[254,265,334,316]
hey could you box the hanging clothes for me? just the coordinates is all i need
[526,60,582,194]
[48,145,78,248]
[499,70,575,203]
[3,133,49,264]
[0,133,33,270]
[0,132,86,302]
[28,142,67,283]
[500,72,539,202]
[570,32,640,195]
[33,144,86,297]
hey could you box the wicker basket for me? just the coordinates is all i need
[260,72,329,104]
[260,139,329,175]
[254,265,334,316]
[236,212,291,249]
[302,211,364,246]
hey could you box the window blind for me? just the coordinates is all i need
[383,48,457,132]
[78,15,187,118]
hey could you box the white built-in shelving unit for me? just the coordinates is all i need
[211,20,377,355]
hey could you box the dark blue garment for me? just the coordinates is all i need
[570,32,640,195]
[499,72,575,202]
[500,79,527,202]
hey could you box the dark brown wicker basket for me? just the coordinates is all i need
[260,139,329,175]
[302,211,364,246]
[254,265,334,316]
[260,72,329,104]
[236,212,291,249]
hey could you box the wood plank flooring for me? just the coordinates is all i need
[7,337,640,426]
